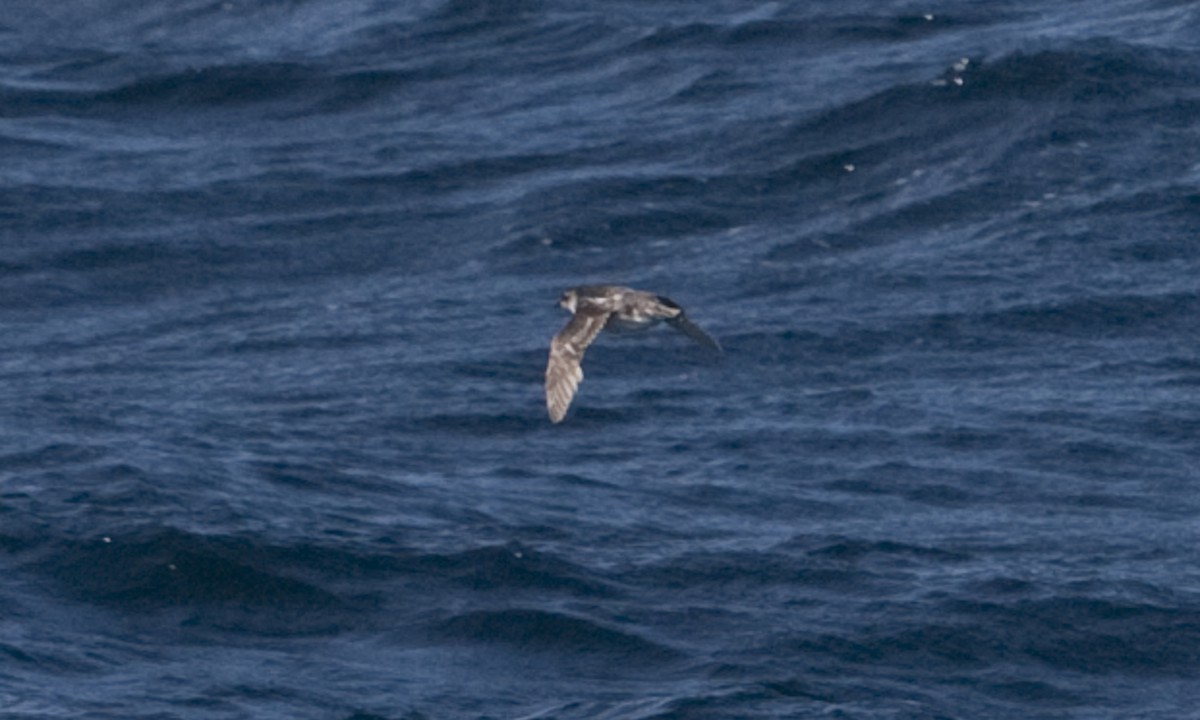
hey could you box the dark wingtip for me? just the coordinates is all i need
[667,314,722,354]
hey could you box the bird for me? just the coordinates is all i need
[545,285,721,423]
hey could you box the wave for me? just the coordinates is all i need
[979,291,1200,337]
[27,528,342,612]
[629,10,1004,54]
[435,608,680,661]
[794,596,1200,677]
[413,544,616,595]
[20,528,614,611]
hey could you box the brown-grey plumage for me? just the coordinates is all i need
[545,309,608,423]
[545,285,721,423]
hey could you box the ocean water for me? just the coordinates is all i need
[3,1,1200,718]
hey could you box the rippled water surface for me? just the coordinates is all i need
[3,1,1200,718]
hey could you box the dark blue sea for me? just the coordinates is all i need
[3,1,1200,718]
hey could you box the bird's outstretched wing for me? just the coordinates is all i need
[667,312,722,352]
[545,309,609,423]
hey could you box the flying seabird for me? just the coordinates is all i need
[545,285,721,423]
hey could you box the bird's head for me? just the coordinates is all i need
[558,289,578,313]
